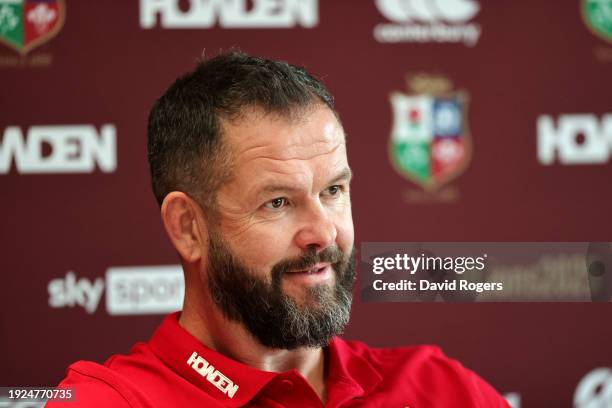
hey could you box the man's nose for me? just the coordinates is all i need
[294,202,337,251]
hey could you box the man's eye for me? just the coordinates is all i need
[326,185,342,195]
[264,197,287,210]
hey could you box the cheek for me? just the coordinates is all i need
[336,208,355,252]
[228,225,293,270]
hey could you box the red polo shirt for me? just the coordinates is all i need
[46,313,509,407]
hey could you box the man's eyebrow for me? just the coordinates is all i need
[258,167,353,195]
[260,184,301,194]
[328,167,353,185]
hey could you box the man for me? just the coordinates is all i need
[47,52,509,407]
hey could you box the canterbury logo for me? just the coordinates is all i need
[375,0,479,23]
[187,352,239,398]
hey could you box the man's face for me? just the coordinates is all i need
[204,105,355,349]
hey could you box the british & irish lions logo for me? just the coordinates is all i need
[0,0,64,55]
[388,74,472,191]
[582,0,612,43]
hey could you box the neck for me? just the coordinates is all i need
[179,291,328,402]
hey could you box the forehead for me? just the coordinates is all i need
[224,106,344,158]
[222,106,348,183]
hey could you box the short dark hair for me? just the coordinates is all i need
[147,51,336,213]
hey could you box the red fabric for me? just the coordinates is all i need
[46,313,509,407]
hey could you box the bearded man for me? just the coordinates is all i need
[47,52,509,408]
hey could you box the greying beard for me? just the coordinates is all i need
[206,232,356,350]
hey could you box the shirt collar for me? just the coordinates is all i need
[149,313,275,407]
[149,313,382,407]
[326,337,383,406]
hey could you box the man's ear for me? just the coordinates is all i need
[161,192,207,263]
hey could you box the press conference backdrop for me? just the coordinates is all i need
[1,1,611,407]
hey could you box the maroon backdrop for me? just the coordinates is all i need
[1,1,611,407]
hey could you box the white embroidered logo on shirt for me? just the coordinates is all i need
[187,351,239,398]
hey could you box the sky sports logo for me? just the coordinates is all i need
[140,0,318,29]
[47,265,184,315]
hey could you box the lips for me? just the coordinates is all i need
[289,263,330,274]
[283,263,333,285]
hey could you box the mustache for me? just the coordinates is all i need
[271,246,345,280]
